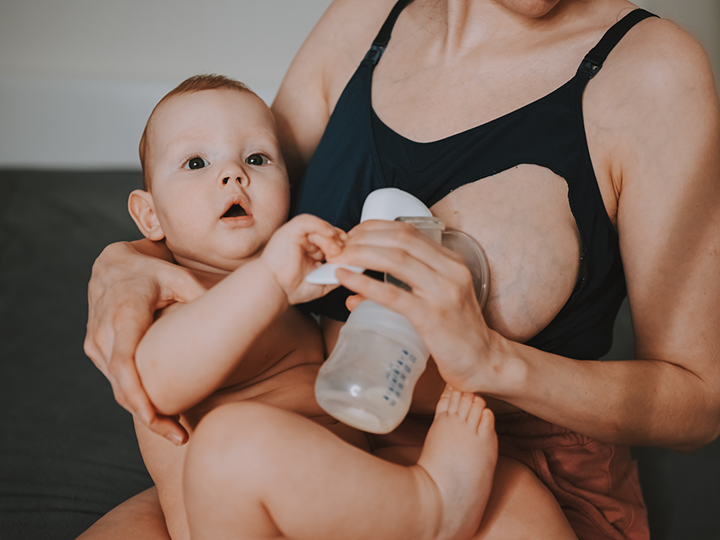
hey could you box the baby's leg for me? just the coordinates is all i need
[417,387,498,540]
[183,387,496,540]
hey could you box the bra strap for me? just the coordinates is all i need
[363,0,413,65]
[578,9,659,79]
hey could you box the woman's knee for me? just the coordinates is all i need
[474,457,576,539]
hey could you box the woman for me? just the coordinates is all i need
[83,0,720,538]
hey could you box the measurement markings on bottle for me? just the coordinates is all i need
[383,350,416,406]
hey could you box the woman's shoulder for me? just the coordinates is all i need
[596,15,717,108]
[577,10,719,232]
[272,0,401,179]
[584,14,719,182]
[307,0,401,53]
[280,0,400,96]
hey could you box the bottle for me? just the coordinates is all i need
[314,299,430,433]
[313,190,444,433]
[311,188,489,433]
[304,188,433,286]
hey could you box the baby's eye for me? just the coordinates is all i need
[245,154,269,166]
[184,157,209,170]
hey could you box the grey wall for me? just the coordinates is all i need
[0,0,717,169]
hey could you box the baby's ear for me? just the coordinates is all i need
[128,189,165,241]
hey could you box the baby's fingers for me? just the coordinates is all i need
[287,215,346,255]
[307,231,345,259]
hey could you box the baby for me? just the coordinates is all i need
[126,73,497,540]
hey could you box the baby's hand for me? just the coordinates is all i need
[260,214,345,305]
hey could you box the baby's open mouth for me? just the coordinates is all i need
[222,204,248,218]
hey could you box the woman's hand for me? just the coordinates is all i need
[84,240,205,445]
[330,220,508,393]
[260,214,345,305]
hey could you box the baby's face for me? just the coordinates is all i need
[146,88,290,273]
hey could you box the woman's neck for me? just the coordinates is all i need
[413,0,587,53]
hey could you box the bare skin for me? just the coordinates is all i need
[81,0,720,537]
[183,388,499,540]
[81,84,576,540]
[274,0,720,446]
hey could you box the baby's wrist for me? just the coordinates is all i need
[256,259,293,308]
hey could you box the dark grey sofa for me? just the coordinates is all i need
[1,169,718,539]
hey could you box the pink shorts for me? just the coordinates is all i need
[495,412,649,540]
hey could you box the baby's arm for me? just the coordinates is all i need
[135,215,343,416]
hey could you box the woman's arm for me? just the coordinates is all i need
[271,0,398,184]
[330,22,720,451]
[84,239,206,444]
[526,19,720,450]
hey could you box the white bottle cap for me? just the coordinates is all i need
[305,263,364,285]
[360,188,432,222]
[306,188,433,285]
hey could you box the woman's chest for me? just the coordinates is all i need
[431,165,581,342]
[366,56,620,342]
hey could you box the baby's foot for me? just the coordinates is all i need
[416,386,497,540]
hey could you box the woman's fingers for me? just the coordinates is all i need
[156,261,206,307]
[109,322,189,445]
[345,293,367,312]
[85,291,189,445]
[335,267,417,312]
[331,221,473,302]
[332,220,493,391]
[85,242,202,444]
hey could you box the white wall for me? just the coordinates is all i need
[1,0,718,169]
[0,0,333,169]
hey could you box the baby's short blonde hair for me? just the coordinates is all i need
[139,74,256,190]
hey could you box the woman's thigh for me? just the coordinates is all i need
[76,486,171,540]
[474,457,577,540]
[375,446,577,540]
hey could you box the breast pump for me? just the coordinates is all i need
[306,188,490,434]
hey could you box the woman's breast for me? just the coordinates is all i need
[431,164,582,343]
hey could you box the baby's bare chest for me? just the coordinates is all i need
[183,310,326,428]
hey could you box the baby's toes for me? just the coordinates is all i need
[477,408,495,438]
[456,391,477,420]
[444,387,463,416]
[435,385,454,416]
[467,395,486,427]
